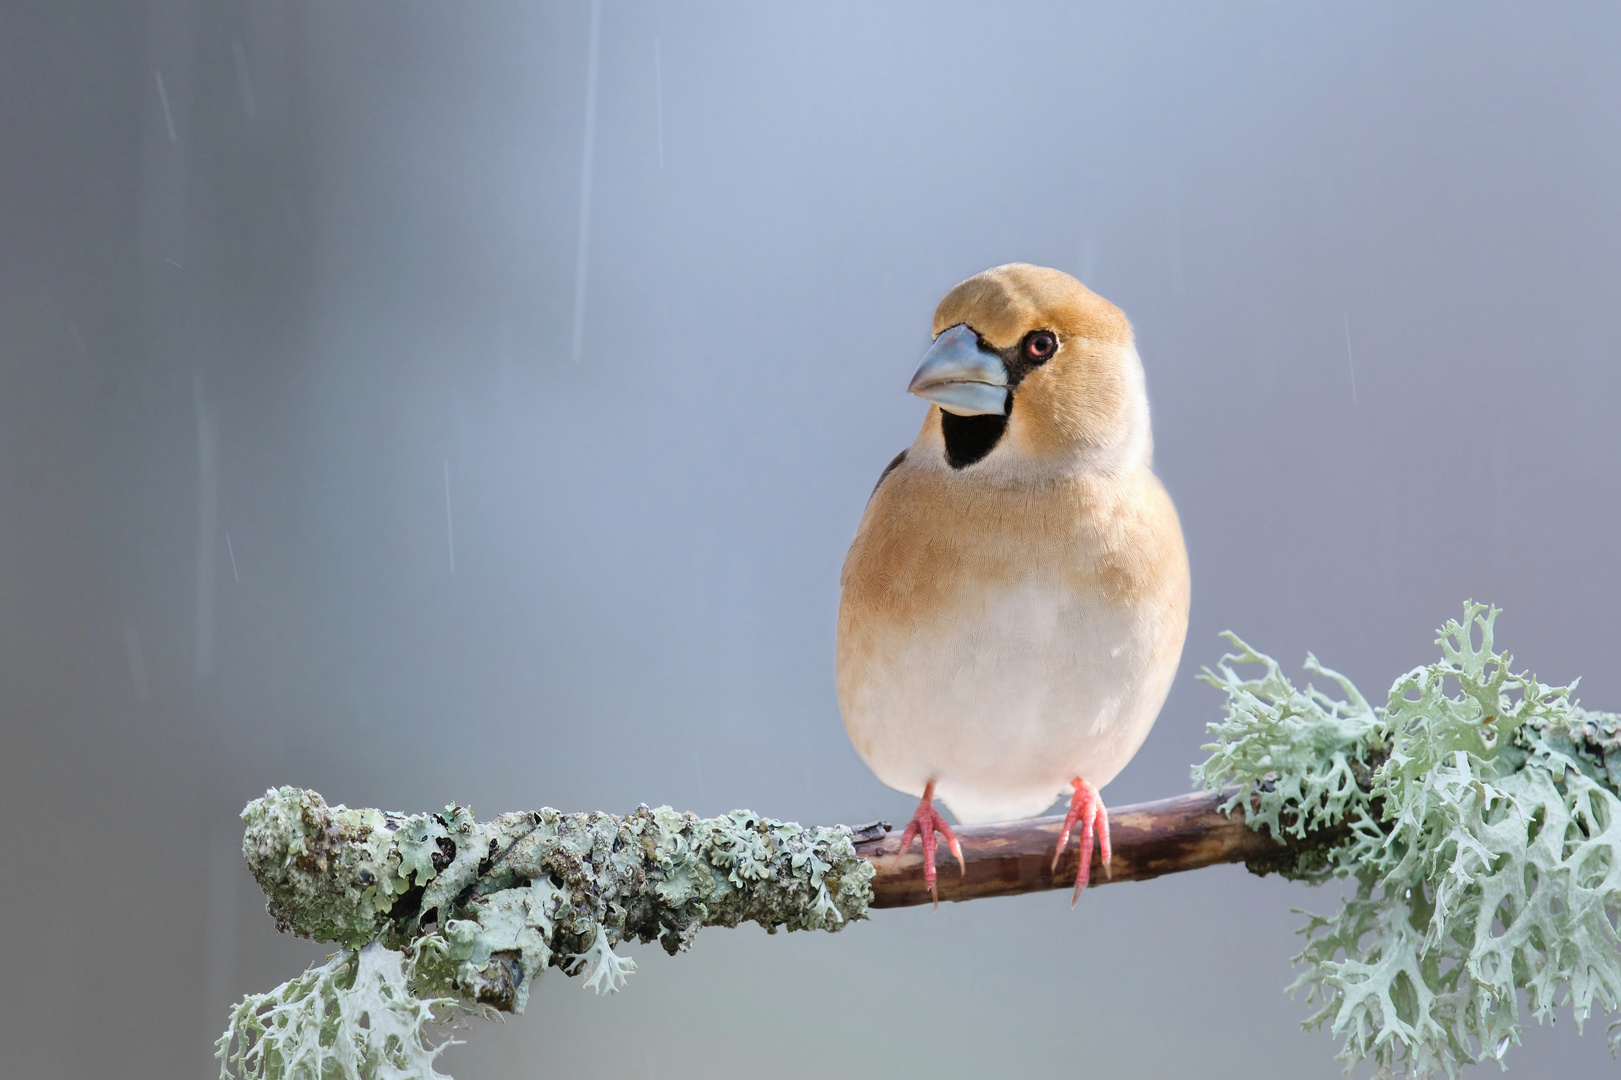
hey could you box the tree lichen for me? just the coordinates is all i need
[1196,603,1621,1077]
[222,791,874,1079]
[216,942,465,1080]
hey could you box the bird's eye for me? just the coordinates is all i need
[1024,330,1058,362]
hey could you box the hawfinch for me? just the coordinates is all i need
[836,263,1190,904]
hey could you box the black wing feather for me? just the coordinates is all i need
[870,450,907,499]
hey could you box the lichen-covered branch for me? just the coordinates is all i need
[223,782,1301,1080]
[242,793,872,1012]
[222,797,875,1079]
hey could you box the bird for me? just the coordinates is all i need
[835,263,1190,905]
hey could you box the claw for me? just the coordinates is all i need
[899,780,963,908]
[1052,778,1111,907]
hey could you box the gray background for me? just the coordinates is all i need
[4,2,1620,1077]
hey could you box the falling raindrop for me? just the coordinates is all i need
[654,37,665,169]
[571,0,603,365]
[1493,427,1508,577]
[194,377,218,679]
[155,70,177,143]
[232,41,257,118]
[443,460,456,575]
[124,623,150,701]
[1343,311,1358,405]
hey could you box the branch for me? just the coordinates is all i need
[238,786,1292,1014]
[858,789,1287,907]
[238,789,876,1012]
[236,781,1277,985]
[224,788,1286,1080]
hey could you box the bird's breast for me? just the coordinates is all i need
[835,463,1189,822]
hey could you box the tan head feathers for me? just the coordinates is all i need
[932,264,1132,348]
[925,264,1149,475]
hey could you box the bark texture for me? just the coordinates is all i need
[858,790,1287,908]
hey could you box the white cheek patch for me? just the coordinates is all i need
[1110,342,1154,471]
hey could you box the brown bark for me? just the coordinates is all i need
[856,790,1279,908]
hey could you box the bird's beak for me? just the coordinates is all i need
[907,324,1010,417]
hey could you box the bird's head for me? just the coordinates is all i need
[908,263,1151,477]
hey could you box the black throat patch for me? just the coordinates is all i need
[941,399,1010,469]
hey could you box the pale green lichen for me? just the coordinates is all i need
[1193,635,1388,881]
[216,942,463,1080]
[223,791,874,1078]
[239,788,480,949]
[568,925,638,994]
[1196,604,1621,1078]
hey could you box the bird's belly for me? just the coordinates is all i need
[841,579,1175,824]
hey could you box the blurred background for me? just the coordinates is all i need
[5,2,1621,1076]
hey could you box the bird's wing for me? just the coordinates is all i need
[869,450,908,500]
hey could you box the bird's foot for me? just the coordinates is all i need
[898,780,965,908]
[1053,777,1111,906]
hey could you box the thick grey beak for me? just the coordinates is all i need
[907,324,1010,417]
